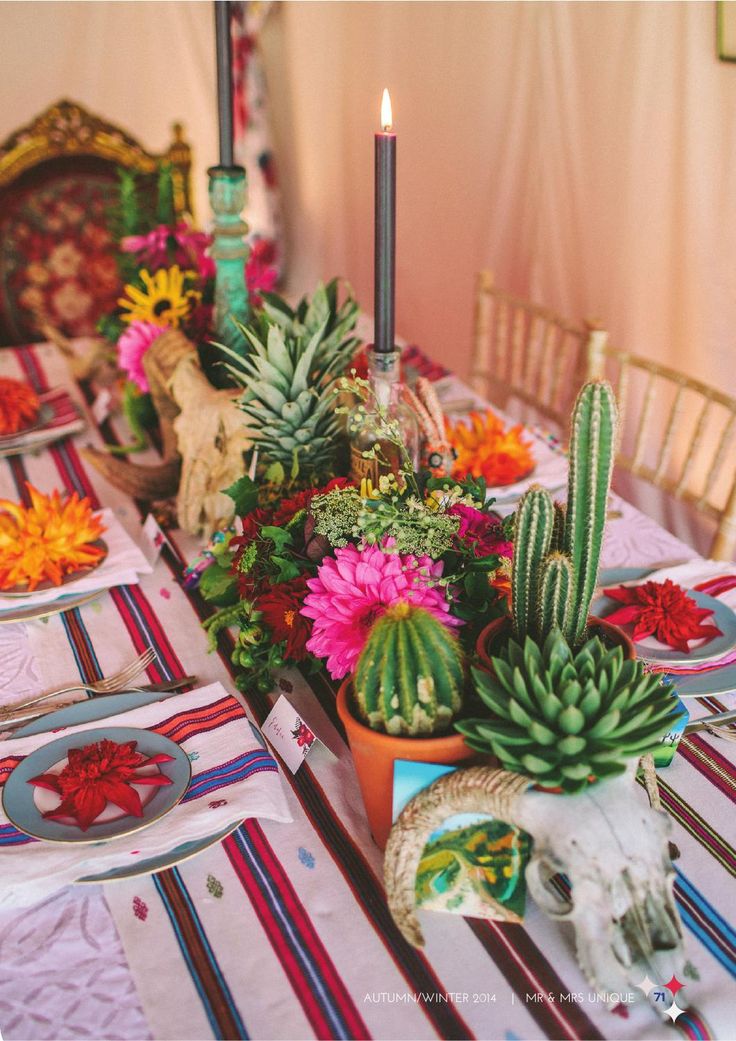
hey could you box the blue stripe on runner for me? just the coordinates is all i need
[153,868,249,1040]
[0,825,34,846]
[184,752,279,802]
[230,825,351,1040]
[60,609,102,683]
[112,585,176,682]
[675,868,736,977]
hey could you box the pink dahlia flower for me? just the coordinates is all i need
[448,503,513,559]
[300,543,461,679]
[116,320,163,392]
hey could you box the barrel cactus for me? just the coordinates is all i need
[456,630,680,793]
[354,603,464,736]
[512,380,617,648]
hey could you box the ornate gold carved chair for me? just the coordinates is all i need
[0,100,192,345]
[471,270,606,438]
[587,341,736,560]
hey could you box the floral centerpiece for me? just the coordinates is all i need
[187,397,512,693]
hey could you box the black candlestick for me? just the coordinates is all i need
[374,90,396,354]
[215,0,234,168]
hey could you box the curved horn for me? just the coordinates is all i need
[384,766,530,947]
[81,447,181,500]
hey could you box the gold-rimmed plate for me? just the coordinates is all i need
[0,402,54,445]
[2,726,191,844]
[0,589,104,625]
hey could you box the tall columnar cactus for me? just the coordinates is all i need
[511,487,554,641]
[511,380,618,648]
[354,603,464,736]
[537,552,573,637]
[564,381,617,645]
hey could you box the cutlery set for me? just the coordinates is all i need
[0,648,197,736]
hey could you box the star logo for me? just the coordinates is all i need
[635,974,656,997]
[665,974,685,997]
[664,998,686,1022]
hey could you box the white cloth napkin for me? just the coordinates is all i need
[0,508,152,612]
[0,682,292,909]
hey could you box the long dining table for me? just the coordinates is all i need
[0,338,734,1041]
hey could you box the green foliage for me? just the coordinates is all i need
[224,475,259,517]
[156,163,176,226]
[310,485,363,547]
[108,383,157,456]
[198,562,239,606]
[511,381,617,648]
[117,168,143,238]
[357,495,460,557]
[457,630,680,793]
[354,603,464,736]
[214,281,360,488]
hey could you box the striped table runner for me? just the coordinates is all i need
[0,341,733,1041]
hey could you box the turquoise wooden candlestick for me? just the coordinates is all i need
[208,164,250,358]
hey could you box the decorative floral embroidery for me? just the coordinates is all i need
[208,799,227,809]
[187,751,200,762]
[159,587,171,600]
[206,874,224,899]
[132,896,148,921]
[0,175,121,341]
[297,847,315,869]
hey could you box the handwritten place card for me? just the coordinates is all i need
[141,513,170,565]
[262,694,334,774]
[91,388,113,426]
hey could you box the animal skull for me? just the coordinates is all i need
[384,762,684,1001]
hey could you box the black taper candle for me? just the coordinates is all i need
[374,91,396,354]
[215,0,234,168]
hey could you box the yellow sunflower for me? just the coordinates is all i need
[117,266,200,328]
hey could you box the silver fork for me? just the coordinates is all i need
[0,647,157,717]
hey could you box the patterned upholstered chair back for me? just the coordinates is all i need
[0,100,192,345]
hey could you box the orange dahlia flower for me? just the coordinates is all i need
[0,378,40,435]
[0,484,106,591]
[448,411,535,487]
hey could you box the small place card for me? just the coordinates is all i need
[91,388,113,426]
[262,694,333,774]
[141,513,169,565]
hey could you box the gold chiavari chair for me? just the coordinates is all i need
[587,340,736,560]
[470,270,606,438]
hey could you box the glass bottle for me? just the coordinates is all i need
[348,347,419,486]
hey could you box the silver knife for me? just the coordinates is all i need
[684,707,736,735]
[0,676,197,731]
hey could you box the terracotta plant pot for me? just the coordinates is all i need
[336,677,476,851]
[475,614,636,670]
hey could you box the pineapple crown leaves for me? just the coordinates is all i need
[209,282,361,482]
[250,279,360,371]
[511,380,618,648]
[456,630,680,793]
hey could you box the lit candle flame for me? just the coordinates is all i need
[381,88,393,132]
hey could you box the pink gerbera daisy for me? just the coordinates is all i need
[116,320,163,392]
[300,543,461,679]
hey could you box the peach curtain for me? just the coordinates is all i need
[261,0,736,397]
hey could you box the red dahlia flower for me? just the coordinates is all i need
[29,738,174,831]
[258,576,312,661]
[602,579,722,653]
